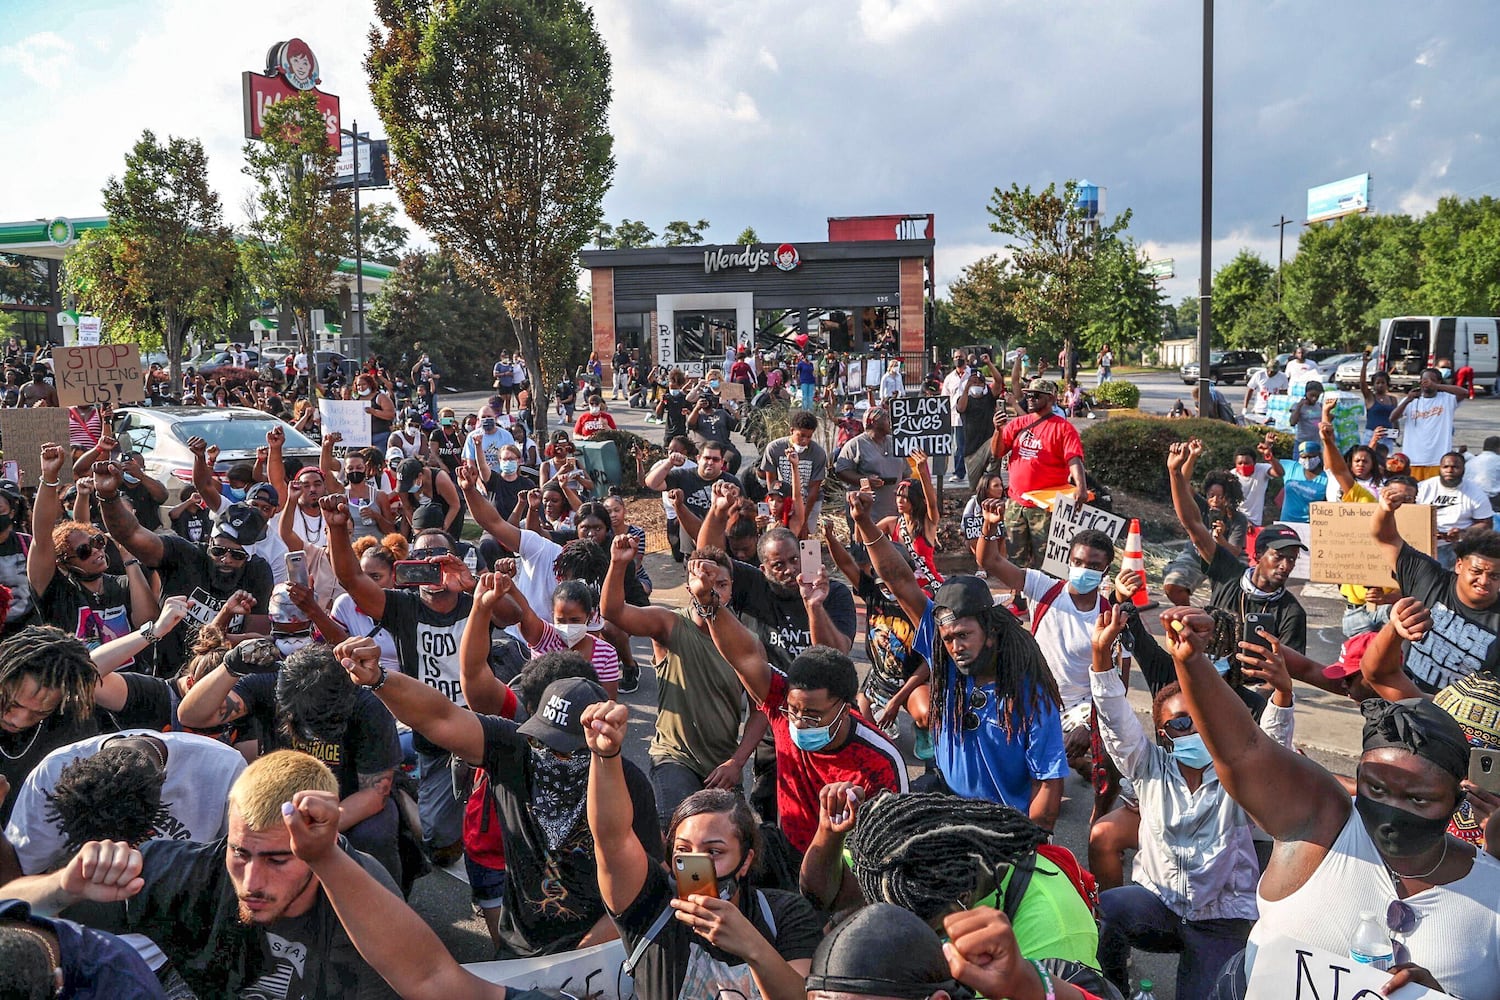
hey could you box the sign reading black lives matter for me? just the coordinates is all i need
[888,394,953,457]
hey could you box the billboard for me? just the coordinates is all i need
[333,135,389,189]
[1307,173,1371,223]
[828,214,934,242]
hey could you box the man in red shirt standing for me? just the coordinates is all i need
[992,376,1088,568]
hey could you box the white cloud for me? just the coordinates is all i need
[856,0,984,44]
[0,31,75,86]
[757,47,778,73]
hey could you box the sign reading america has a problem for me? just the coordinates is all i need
[52,345,146,408]
[888,394,953,457]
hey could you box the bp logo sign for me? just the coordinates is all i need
[46,218,74,246]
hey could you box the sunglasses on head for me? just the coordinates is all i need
[70,534,108,560]
[1161,716,1195,734]
[208,544,250,562]
[415,548,450,561]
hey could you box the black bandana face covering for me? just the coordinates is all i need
[529,745,590,851]
[1354,780,1453,859]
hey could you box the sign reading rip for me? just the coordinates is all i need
[1040,496,1127,579]
[888,393,953,457]
[53,344,146,408]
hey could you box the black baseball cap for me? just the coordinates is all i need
[213,503,267,545]
[932,575,995,625]
[397,458,426,494]
[1255,523,1306,558]
[805,903,958,1000]
[517,677,605,754]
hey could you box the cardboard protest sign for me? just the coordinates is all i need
[846,362,864,391]
[1309,502,1436,587]
[318,400,373,447]
[1040,496,1127,578]
[467,939,634,999]
[0,408,73,486]
[52,344,146,407]
[1246,938,1435,998]
[718,380,745,402]
[888,393,953,457]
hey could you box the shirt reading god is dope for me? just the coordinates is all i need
[379,588,476,753]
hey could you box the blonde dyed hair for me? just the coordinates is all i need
[228,750,337,830]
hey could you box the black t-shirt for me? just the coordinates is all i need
[121,479,163,532]
[556,380,577,404]
[478,714,661,958]
[614,863,823,1000]
[1397,543,1500,691]
[0,712,98,826]
[728,560,858,671]
[36,572,133,650]
[1203,544,1307,654]
[101,672,177,733]
[738,467,767,503]
[430,428,464,474]
[660,391,690,436]
[379,589,476,754]
[172,506,214,547]
[157,533,273,668]
[486,471,539,521]
[691,408,735,446]
[236,675,400,798]
[97,836,398,999]
[665,467,738,523]
[959,387,998,455]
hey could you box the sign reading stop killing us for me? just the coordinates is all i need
[53,344,146,408]
[888,393,953,457]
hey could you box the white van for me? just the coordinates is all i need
[1377,316,1499,393]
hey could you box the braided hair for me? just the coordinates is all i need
[847,791,1050,922]
[0,625,96,723]
[929,603,1061,739]
[45,746,170,856]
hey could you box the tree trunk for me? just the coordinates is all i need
[513,312,547,441]
[165,310,183,400]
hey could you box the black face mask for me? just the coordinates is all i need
[952,633,998,678]
[345,470,366,484]
[0,514,13,533]
[1354,786,1453,859]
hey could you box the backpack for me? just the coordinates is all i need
[462,769,507,871]
[1030,578,1109,635]
[1000,843,1100,919]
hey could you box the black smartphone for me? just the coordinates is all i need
[393,560,443,587]
[1242,612,1276,664]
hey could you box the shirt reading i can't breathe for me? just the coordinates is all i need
[1396,543,1500,691]
[727,559,857,671]
[379,588,476,754]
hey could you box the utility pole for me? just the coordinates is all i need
[1272,214,1295,302]
[1196,0,1214,409]
[342,122,366,361]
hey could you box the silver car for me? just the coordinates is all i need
[111,406,321,492]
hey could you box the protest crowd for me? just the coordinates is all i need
[2,334,1500,1000]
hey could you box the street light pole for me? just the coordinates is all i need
[1196,0,1214,410]
[1272,214,1295,302]
[342,122,366,361]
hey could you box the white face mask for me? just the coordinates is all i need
[792,443,808,454]
[555,622,589,648]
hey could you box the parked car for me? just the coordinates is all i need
[1179,350,1265,385]
[112,406,320,489]
[187,349,262,374]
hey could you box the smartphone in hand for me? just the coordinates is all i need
[799,539,821,584]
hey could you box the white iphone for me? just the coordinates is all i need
[799,538,821,584]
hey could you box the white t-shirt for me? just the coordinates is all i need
[1399,391,1459,465]
[1245,370,1288,415]
[513,528,564,643]
[942,367,970,427]
[1467,451,1500,498]
[1023,568,1105,716]
[331,593,400,670]
[294,352,309,374]
[4,731,245,874]
[1417,477,1495,534]
[1234,464,1274,527]
[1284,359,1323,384]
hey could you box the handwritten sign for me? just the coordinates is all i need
[1265,391,1364,453]
[317,399,372,447]
[467,939,633,999]
[0,408,73,485]
[52,344,145,407]
[889,393,953,457]
[1247,938,1434,999]
[718,380,745,402]
[1308,502,1435,586]
[1040,496,1127,578]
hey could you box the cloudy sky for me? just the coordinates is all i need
[3,0,1495,303]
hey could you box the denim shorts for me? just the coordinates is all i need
[464,856,509,910]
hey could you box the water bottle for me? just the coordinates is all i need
[1350,910,1394,970]
[1131,980,1155,1000]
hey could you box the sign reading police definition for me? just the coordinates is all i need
[53,344,146,408]
[888,394,953,457]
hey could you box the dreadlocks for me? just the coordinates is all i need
[0,625,96,724]
[847,791,1050,922]
[44,746,169,856]
[930,604,1061,739]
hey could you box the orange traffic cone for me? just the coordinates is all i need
[1122,519,1150,608]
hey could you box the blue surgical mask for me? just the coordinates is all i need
[122,473,140,485]
[499,459,519,476]
[709,379,721,389]
[1068,567,1104,592]
[788,705,846,753]
[222,485,246,503]
[1167,732,1214,769]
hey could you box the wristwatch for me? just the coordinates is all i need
[140,620,158,644]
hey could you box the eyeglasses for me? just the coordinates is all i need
[414,548,450,561]
[70,533,108,560]
[1161,716,1195,734]
[962,687,990,731]
[780,704,844,729]
[208,544,250,562]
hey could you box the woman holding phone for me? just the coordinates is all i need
[584,699,822,1000]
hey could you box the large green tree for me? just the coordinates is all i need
[62,130,240,387]
[1281,213,1383,349]
[368,249,510,387]
[1080,236,1163,357]
[986,180,1133,376]
[369,0,613,439]
[241,93,352,378]
[1210,249,1276,351]
[358,202,411,266]
[946,254,1026,352]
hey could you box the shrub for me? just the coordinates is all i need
[1091,381,1140,408]
[743,401,793,451]
[1081,416,1293,502]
